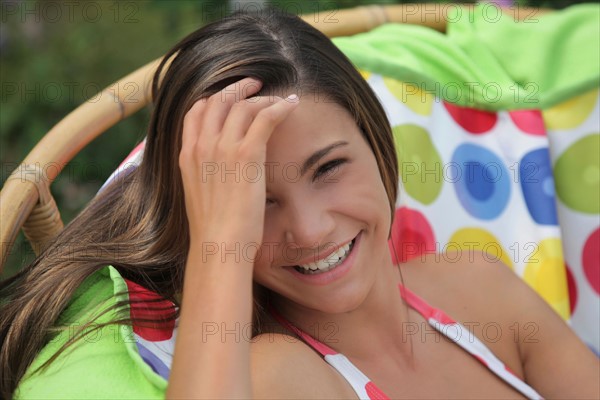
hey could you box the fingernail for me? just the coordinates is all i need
[286,94,299,103]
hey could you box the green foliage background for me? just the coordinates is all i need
[0,0,592,277]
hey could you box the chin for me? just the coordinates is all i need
[304,283,372,315]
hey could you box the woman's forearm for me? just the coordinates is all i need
[169,78,298,399]
[167,244,254,399]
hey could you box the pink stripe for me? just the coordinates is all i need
[365,381,389,400]
[473,353,489,367]
[267,304,338,356]
[505,365,518,377]
[118,141,145,168]
[398,285,456,324]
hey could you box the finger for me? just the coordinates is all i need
[181,79,262,162]
[202,78,262,138]
[245,94,300,146]
[219,96,282,143]
[181,99,208,149]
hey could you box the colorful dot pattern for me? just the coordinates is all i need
[377,73,599,354]
[544,89,599,353]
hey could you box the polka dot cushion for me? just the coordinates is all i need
[375,75,599,355]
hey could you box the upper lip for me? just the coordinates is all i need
[285,236,356,267]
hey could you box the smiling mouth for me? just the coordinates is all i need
[292,238,356,275]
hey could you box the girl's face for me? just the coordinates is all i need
[252,96,393,314]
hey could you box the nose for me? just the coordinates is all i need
[282,197,336,253]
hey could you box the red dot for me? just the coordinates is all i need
[389,207,436,263]
[509,109,546,136]
[125,279,176,341]
[443,102,497,134]
[582,229,600,295]
[565,263,578,314]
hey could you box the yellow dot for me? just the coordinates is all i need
[523,238,570,320]
[542,89,598,130]
[383,77,433,116]
[448,228,514,270]
[358,69,371,80]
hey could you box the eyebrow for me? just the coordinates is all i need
[300,140,349,177]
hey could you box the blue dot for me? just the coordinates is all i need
[520,148,558,225]
[452,144,511,220]
[465,162,495,201]
[543,177,555,197]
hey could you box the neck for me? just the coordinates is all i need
[269,251,414,364]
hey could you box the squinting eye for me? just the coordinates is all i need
[313,158,347,181]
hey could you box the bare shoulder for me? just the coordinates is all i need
[400,249,514,281]
[399,250,519,319]
[399,249,566,340]
[250,332,356,399]
[399,251,599,398]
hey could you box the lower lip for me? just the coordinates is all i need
[286,231,362,286]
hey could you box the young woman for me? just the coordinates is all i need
[1,9,598,400]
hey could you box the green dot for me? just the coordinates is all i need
[555,134,600,213]
[393,124,443,205]
[584,165,599,186]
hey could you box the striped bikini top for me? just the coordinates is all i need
[124,278,543,399]
[268,285,544,400]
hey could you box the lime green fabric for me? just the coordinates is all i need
[15,266,166,399]
[333,3,600,110]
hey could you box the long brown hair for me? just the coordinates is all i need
[0,9,398,398]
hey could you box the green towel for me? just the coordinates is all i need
[333,3,600,110]
[15,266,166,399]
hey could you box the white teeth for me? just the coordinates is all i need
[296,239,354,273]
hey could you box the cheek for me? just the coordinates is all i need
[252,241,276,274]
[341,157,392,230]
[339,176,391,235]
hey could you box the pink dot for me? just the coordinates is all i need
[565,263,578,314]
[509,109,546,136]
[443,102,497,134]
[582,229,600,295]
[389,207,436,263]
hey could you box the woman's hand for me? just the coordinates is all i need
[168,78,298,399]
[179,78,298,254]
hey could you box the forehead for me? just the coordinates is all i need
[266,98,360,162]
